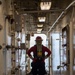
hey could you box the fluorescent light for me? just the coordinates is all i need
[40,2,51,10]
[37,28,42,33]
[37,31,41,33]
[37,24,43,27]
[37,29,42,31]
[38,17,46,22]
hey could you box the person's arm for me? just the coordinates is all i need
[27,47,34,60]
[44,46,51,59]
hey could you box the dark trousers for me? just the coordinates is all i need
[31,61,47,75]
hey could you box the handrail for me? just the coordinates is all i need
[47,0,75,33]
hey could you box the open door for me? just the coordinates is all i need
[62,25,70,75]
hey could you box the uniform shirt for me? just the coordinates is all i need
[37,45,42,57]
[27,45,51,62]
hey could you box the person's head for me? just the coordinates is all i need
[35,36,43,45]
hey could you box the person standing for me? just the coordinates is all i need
[27,36,51,75]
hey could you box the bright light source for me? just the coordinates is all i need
[38,17,46,22]
[37,29,42,31]
[37,28,42,33]
[40,2,51,10]
[37,24,43,27]
[37,31,41,33]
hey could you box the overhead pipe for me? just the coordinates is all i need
[19,9,64,14]
[47,0,75,33]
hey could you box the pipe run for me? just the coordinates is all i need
[19,9,64,14]
[47,0,75,33]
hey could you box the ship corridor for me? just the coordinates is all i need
[0,0,75,75]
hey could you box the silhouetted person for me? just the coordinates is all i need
[27,36,51,75]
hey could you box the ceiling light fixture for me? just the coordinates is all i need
[37,24,43,27]
[38,17,46,22]
[40,2,51,10]
[37,28,42,33]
